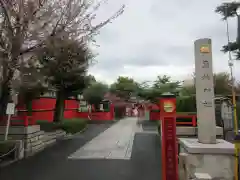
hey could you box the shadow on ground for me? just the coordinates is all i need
[140,120,158,132]
[0,125,161,180]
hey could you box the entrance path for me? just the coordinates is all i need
[0,118,161,180]
[69,117,138,159]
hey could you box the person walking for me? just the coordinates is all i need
[133,107,138,117]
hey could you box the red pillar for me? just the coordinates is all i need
[159,93,178,180]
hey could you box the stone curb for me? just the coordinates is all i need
[87,120,118,124]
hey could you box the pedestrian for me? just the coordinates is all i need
[133,108,138,117]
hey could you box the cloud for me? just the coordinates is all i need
[88,0,240,84]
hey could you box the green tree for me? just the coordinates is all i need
[0,0,125,116]
[180,85,195,96]
[138,75,180,102]
[37,36,92,122]
[153,75,180,94]
[87,75,97,84]
[136,81,152,100]
[215,2,240,59]
[214,72,232,95]
[110,76,140,100]
[179,72,234,96]
[17,62,47,115]
[83,82,109,108]
[153,75,171,88]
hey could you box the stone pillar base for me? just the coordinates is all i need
[176,126,223,138]
[178,138,235,180]
[0,125,45,157]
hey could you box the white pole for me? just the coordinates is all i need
[4,102,15,141]
[4,114,11,140]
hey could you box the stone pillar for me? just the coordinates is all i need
[178,39,234,180]
[194,38,216,144]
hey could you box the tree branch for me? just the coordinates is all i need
[0,0,13,34]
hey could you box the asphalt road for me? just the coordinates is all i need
[0,121,161,180]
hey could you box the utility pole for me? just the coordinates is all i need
[225,5,239,180]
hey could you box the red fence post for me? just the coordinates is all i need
[23,116,28,127]
[159,93,178,180]
[192,115,197,127]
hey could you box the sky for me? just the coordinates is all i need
[88,0,240,84]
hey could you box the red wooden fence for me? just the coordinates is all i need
[0,97,115,126]
[148,103,197,126]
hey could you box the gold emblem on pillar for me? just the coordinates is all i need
[163,101,175,113]
[200,45,210,53]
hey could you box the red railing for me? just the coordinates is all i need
[0,114,35,127]
[11,116,35,126]
[176,114,197,127]
[88,112,113,121]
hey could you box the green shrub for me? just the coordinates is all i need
[59,118,87,134]
[36,120,60,132]
[36,119,87,133]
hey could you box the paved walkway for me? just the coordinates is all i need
[0,118,161,180]
[69,117,138,159]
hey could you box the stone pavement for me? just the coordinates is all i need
[69,117,139,160]
[0,118,161,180]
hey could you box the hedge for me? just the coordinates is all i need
[176,96,196,112]
[36,118,87,134]
[36,120,60,132]
[59,118,87,134]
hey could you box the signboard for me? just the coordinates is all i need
[5,102,16,140]
[162,117,178,180]
[6,103,15,115]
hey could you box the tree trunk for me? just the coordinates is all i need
[26,99,33,116]
[0,60,15,117]
[53,90,65,122]
[0,85,10,116]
